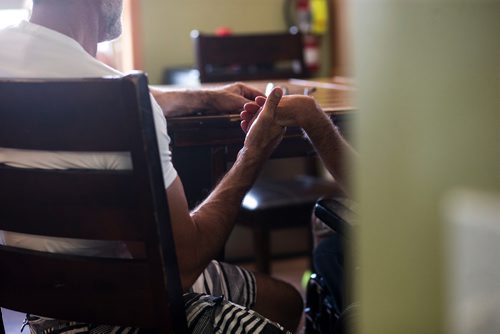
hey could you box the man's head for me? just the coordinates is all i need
[31,0,123,44]
[97,0,123,42]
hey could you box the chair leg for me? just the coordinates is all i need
[253,226,271,274]
[0,308,6,334]
[306,222,315,271]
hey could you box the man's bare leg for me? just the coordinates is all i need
[253,273,304,332]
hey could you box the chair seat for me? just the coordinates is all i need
[236,175,338,273]
[242,175,337,211]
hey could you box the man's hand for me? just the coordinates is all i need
[242,87,285,156]
[243,92,357,196]
[205,82,263,114]
[241,94,323,133]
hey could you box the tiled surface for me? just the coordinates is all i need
[1,257,310,334]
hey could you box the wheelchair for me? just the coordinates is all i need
[304,198,358,334]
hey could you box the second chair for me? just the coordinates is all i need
[191,30,309,83]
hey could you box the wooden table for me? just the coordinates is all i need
[163,78,356,208]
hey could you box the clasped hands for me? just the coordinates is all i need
[241,89,322,133]
[240,86,323,157]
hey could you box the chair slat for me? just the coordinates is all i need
[192,31,308,83]
[0,79,135,151]
[0,167,145,240]
[0,168,135,205]
[0,245,163,327]
[0,205,144,240]
[197,33,305,64]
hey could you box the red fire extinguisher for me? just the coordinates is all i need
[303,32,321,73]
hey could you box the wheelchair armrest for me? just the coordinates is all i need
[314,198,356,238]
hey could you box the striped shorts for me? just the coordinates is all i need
[24,261,290,334]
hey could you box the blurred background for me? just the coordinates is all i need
[1,0,499,333]
[0,0,346,84]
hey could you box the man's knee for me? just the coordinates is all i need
[253,273,303,331]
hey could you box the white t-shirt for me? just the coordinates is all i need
[0,21,177,257]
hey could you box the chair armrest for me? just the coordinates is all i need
[313,198,356,238]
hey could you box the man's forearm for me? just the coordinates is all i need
[150,87,211,117]
[304,112,357,195]
[189,147,268,268]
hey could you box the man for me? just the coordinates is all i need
[242,92,358,319]
[0,0,302,333]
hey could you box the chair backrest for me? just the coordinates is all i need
[0,74,188,333]
[192,30,309,83]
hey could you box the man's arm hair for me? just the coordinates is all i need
[166,148,267,290]
[302,109,357,195]
[150,83,263,117]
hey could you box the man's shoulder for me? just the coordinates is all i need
[0,21,122,79]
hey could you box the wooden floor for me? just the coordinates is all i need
[1,257,310,333]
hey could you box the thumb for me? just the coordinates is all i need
[260,87,283,119]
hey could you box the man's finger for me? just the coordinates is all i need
[240,120,249,132]
[260,87,282,118]
[240,84,264,99]
[243,102,261,114]
[255,96,266,107]
[240,110,256,122]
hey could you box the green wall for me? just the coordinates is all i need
[353,0,500,333]
[139,0,290,84]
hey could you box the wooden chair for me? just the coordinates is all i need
[0,74,188,333]
[191,30,335,274]
[191,30,309,83]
